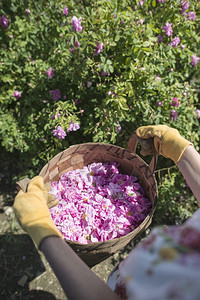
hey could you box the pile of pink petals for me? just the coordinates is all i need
[49,162,152,244]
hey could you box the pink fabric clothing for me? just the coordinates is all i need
[107,208,200,300]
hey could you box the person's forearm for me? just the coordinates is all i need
[177,145,200,204]
[40,236,120,300]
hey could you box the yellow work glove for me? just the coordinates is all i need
[13,176,63,248]
[136,125,192,164]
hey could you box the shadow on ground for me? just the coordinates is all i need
[0,234,53,299]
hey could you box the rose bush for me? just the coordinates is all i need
[0,0,199,224]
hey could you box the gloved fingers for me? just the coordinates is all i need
[44,182,51,192]
[47,197,59,209]
[153,136,162,155]
[44,182,59,208]
[136,126,156,140]
[136,125,170,140]
[27,176,47,193]
[15,177,58,209]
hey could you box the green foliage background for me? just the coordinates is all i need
[0,0,200,224]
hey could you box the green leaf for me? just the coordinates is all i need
[142,48,153,52]
[127,6,133,12]
[103,65,108,72]
[111,132,116,143]
[110,41,117,46]
[115,35,120,42]
[152,0,156,7]
[108,65,114,73]
[143,41,151,47]
[145,28,153,36]
[106,0,114,8]
[89,41,97,47]
[118,97,129,110]
[106,59,112,65]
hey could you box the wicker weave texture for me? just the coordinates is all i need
[39,142,158,266]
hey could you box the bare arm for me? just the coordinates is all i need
[177,145,200,204]
[40,236,120,300]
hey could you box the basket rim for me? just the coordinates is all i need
[39,142,158,247]
[39,141,155,178]
[64,206,157,247]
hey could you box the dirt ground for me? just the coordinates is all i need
[1,191,145,300]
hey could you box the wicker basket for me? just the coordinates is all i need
[39,133,158,267]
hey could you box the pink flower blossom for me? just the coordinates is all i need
[49,162,151,243]
[163,23,173,36]
[72,16,82,32]
[171,97,180,107]
[180,45,185,49]
[101,70,110,76]
[169,36,180,47]
[107,91,112,96]
[195,109,200,118]
[74,40,80,47]
[116,122,121,133]
[139,0,144,6]
[0,15,8,29]
[157,35,163,44]
[46,67,54,79]
[94,42,103,55]
[53,126,66,139]
[26,9,30,14]
[13,90,21,99]
[157,0,164,2]
[156,76,162,81]
[170,109,178,121]
[67,121,80,132]
[191,54,200,67]
[187,11,196,21]
[50,89,61,100]
[181,1,189,15]
[157,101,163,107]
[63,5,68,16]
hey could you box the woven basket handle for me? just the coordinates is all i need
[127,132,158,173]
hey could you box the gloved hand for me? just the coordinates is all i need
[136,125,192,164]
[13,176,63,248]
[16,177,59,208]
